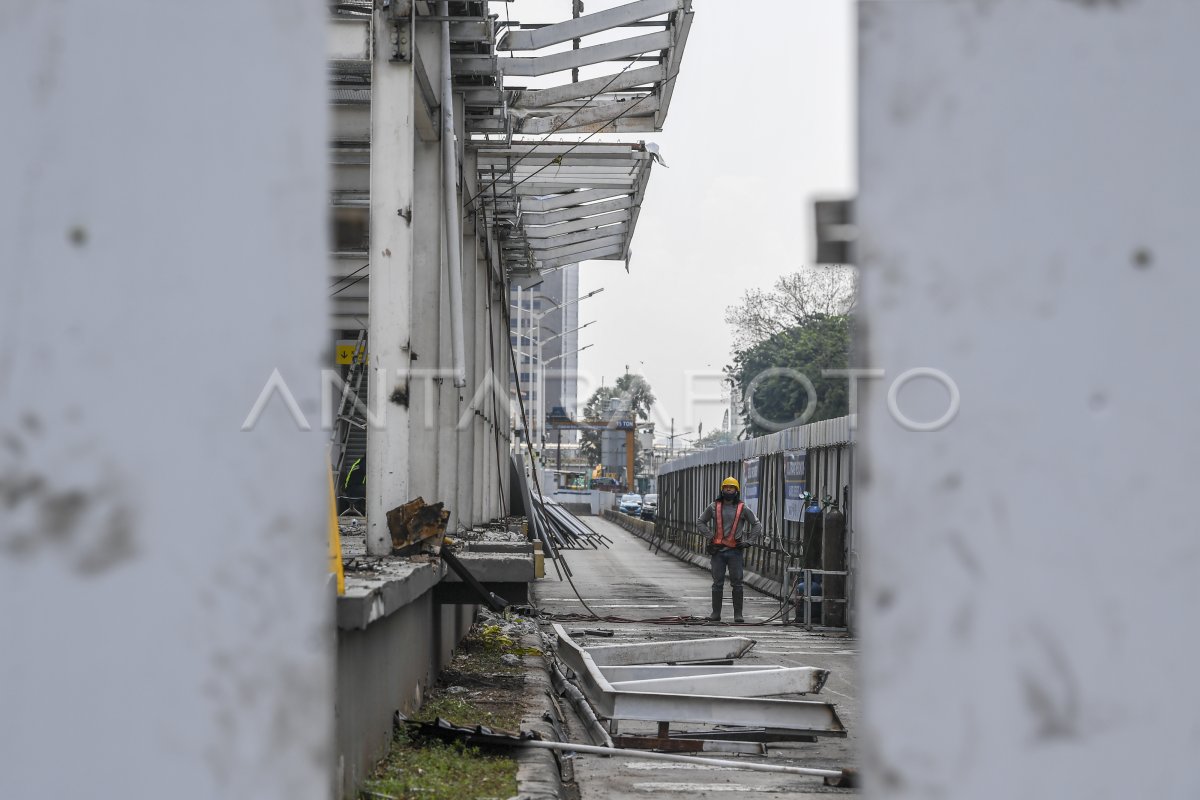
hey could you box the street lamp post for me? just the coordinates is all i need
[665,416,694,461]
[542,344,594,473]
[510,287,603,445]
[537,320,595,448]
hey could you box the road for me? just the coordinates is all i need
[531,514,859,799]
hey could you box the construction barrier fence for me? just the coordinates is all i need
[654,416,856,630]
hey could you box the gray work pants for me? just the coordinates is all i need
[710,547,744,591]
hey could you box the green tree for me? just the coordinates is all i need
[578,373,657,468]
[725,266,857,350]
[731,315,851,437]
[578,386,618,466]
[612,373,655,421]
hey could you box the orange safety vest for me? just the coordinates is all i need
[712,501,744,549]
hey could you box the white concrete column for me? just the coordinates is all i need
[466,158,487,524]
[0,3,331,798]
[367,5,416,556]
[456,111,478,528]
[858,1,1200,797]
[436,248,461,531]
[407,21,444,512]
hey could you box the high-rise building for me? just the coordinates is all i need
[509,265,581,446]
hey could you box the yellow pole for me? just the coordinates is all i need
[328,466,345,595]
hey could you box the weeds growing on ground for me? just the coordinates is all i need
[361,619,530,800]
[362,729,516,800]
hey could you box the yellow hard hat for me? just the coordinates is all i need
[721,477,739,490]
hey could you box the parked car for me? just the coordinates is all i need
[618,493,642,516]
[640,493,658,521]
[591,477,620,491]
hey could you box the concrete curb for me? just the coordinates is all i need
[512,632,566,800]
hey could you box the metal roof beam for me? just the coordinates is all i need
[521,196,633,226]
[496,117,658,135]
[413,47,441,142]
[505,168,644,180]
[530,232,628,260]
[498,0,683,51]
[537,243,625,269]
[519,188,631,212]
[511,64,664,109]
[478,156,644,169]
[528,226,628,252]
[655,6,693,129]
[498,30,672,77]
[524,209,630,238]
[480,145,642,161]
[516,96,659,134]
[623,155,655,265]
[511,181,643,195]
[461,86,506,104]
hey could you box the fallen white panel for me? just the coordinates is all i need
[609,691,844,734]
[599,665,782,681]
[553,625,843,735]
[610,666,829,697]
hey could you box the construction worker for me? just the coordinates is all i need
[697,476,763,623]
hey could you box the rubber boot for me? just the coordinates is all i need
[733,587,745,623]
[706,589,723,622]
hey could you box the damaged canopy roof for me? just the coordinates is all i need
[476,142,661,274]
[460,0,692,275]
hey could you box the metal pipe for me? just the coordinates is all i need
[441,1,467,387]
[550,662,614,748]
[513,738,846,779]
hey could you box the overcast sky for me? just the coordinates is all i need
[509,0,857,443]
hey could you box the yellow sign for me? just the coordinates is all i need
[336,341,366,365]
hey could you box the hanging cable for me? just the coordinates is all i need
[329,261,369,290]
[468,71,681,222]
[462,57,643,213]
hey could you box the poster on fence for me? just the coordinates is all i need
[742,457,761,516]
[783,450,808,521]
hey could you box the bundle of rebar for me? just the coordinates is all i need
[533,497,611,551]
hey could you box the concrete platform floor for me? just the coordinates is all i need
[530,515,859,799]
